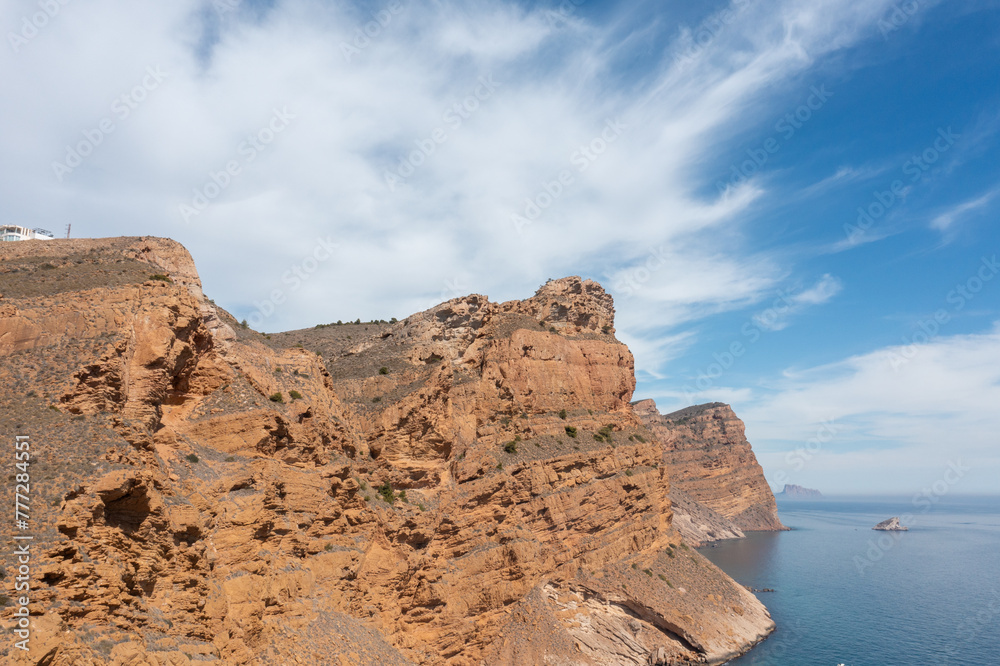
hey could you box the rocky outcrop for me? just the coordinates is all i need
[0,240,775,665]
[873,517,908,531]
[777,484,823,499]
[634,400,786,538]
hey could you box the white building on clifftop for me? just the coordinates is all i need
[0,225,56,241]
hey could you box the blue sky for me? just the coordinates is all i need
[2,0,999,493]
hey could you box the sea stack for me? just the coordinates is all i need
[873,517,909,531]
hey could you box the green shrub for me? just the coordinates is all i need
[378,482,395,504]
[643,568,653,577]
[324,543,333,552]
[378,366,389,375]
[269,392,284,403]
[185,453,199,463]
[504,441,518,454]
[634,434,647,443]
[558,409,567,419]
[625,469,633,477]
[149,273,172,282]
[372,396,381,403]
[240,319,249,329]
[417,503,426,511]
[289,390,303,400]
[564,426,577,438]
[225,456,236,462]
[274,367,282,373]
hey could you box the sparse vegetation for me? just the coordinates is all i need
[378,482,396,504]
[269,392,284,403]
[324,543,333,552]
[594,425,614,444]
[558,409,567,419]
[240,319,248,329]
[634,434,647,443]
[225,456,236,462]
[372,396,381,403]
[274,366,282,373]
[644,568,653,577]
[185,453,200,463]
[149,273,172,282]
[379,366,389,375]
[504,440,518,454]
[601,325,612,334]
[289,390,303,400]
[564,426,577,438]
[417,502,426,511]
[625,469,633,477]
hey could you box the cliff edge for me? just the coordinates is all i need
[634,400,787,543]
[0,238,774,665]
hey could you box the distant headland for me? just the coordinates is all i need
[776,484,823,499]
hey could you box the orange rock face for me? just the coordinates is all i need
[635,400,786,537]
[0,238,775,665]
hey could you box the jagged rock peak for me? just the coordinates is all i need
[516,275,616,333]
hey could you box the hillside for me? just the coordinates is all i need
[0,237,774,665]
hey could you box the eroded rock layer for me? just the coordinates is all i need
[634,400,786,537]
[0,238,774,665]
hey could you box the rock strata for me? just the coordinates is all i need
[0,238,776,665]
[634,400,786,541]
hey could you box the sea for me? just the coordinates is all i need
[699,496,1000,666]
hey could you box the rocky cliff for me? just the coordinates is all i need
[634,401,786,543]
[0,238,774,665]
[776,484,822,499]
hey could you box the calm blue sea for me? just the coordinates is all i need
[699,496,1000,666]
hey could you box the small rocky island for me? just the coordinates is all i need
[873,517,909,531]
[776,484,823,499]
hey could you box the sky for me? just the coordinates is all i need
[2,0,999,494]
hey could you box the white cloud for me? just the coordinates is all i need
[0,0,903,334]
[738,324,1000,493]
[931,188,997,231]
